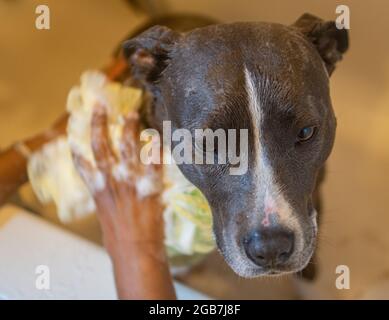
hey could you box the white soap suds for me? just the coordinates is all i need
[90,171,106,193]
[112,162,131,182]
[136,174,162,198]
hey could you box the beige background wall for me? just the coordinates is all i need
[1,0,389,299]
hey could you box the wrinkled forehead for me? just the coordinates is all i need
[162,22,331,124]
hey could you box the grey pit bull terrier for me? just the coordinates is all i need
[122,13,348,278]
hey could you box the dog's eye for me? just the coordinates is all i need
[297,126,316,143]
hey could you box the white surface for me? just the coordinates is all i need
[0,205,209,300]
[0,205,117,299]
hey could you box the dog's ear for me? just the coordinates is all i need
[122,25,181,84]
[293,13,349,75]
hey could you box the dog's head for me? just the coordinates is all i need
[123,13,348,277]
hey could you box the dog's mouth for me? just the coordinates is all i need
[218,240,316,278]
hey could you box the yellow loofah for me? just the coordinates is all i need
[27,71,215,262]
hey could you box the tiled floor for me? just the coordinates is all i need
[1,0,389,299]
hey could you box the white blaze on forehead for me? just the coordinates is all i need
[244,67,301,233]
[244,67,262,142]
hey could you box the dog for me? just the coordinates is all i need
[121,13,348,279]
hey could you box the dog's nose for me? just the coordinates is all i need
[244,228,294,268]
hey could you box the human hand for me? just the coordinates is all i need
[71,103,164,255]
